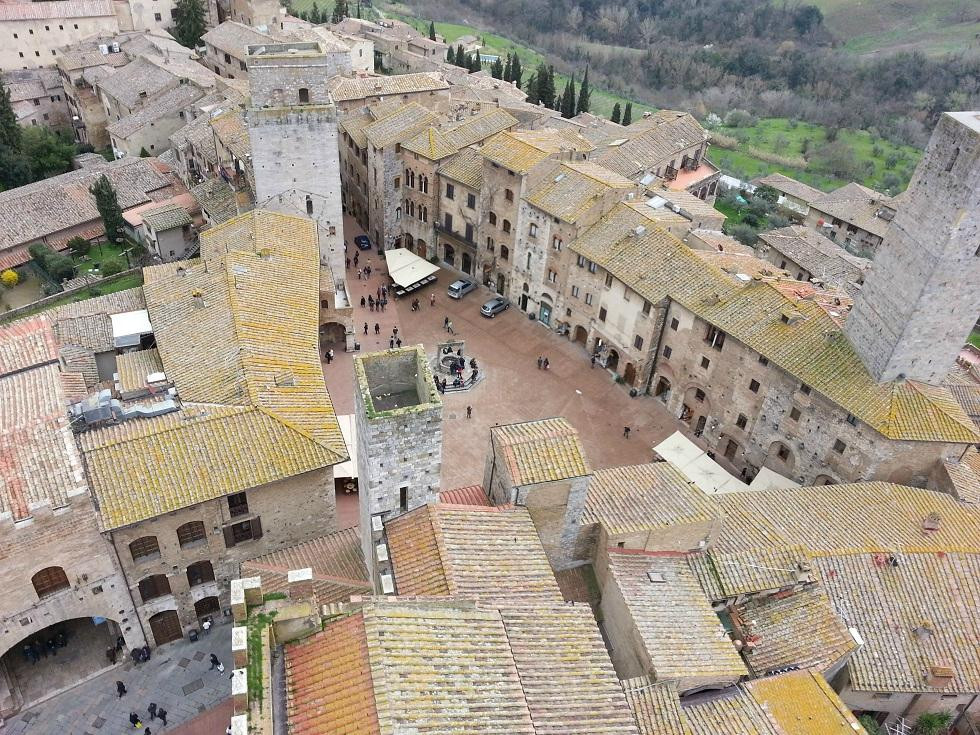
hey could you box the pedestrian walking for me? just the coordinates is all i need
[590,355,596,369]
[129,713,142,728]
[116,636,125,651]
[380,300,385,312]
[117,681,127,698]
[356,269,362,280]
[345,257,350,269]
[393,326,398,337]
[447,320,454,335]
[209,653,222,671]
[141,645,150,662]
[430,293,435,307]
[466,406,472,419]
[360,296,366,307]
[444,316,450,330]
[328,349,334,363]
[157,710,168,727]
[623,426,631,438]
[377,287,382,300]
[353,252,359,266]
[389,336,395,348]
[396,337,402,348]
[148,703,157,721]
[543,357,550,370]
[363,322,368,335]
[374,323,380,335]
[537,356,543,369]
[382,286,387,298]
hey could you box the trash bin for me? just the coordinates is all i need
[354,341,361,351]
[188,629,199,642]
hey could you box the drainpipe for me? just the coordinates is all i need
[644,300,670,396]
[950,694,977,734]
[108,535,150,648]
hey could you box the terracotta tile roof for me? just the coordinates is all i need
[943,447,980,504]
[363,102,439,149]
[0,318,88,521]
[689,228,753,253]
[242,526,371,605]
[0,0,113,20]
[569,203,978,443]
[481,128,594,174]
[814,551,980,693]
[285,611,381,735]
[209,109,250,160]
[680,687,779,734]
[621,678,692,735]
[328,72,448,102]
[695,250,791,280]
[402,108,518,159]
[526,160,634,224]
[339,111,373,148]
[437,147,483,190]
[286,599,638,734]
[811,182,894,238]
[758,226,869,292]
[106,84,203,139]
[141,203,193,231]
[438,484,491,505]
[606,551,747,685]
[96,57,177,109]
[597,111,707,179]
[698,545,816,598]
[490,417,590,486]
[191,179,238,224]
[386,504,564,604]
[115,347,164,394]
[81,210,346,529]
[51,286,146,319]
[583,462,718,536]
[202,21,277,57]
[746,670,869,735]
[757,173,824,204]
[734,586,856,675]
[401,126,456,159]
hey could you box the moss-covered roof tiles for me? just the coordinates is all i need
[491,417,590,486]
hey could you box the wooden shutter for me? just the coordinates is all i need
[222,525,236,548]
[250,516,263,540]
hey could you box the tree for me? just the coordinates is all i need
[101,256,126,276]
[792,5,823,35]
[28,243,75,281]
[446,45,456,65]
[754,184,779,206]
[535,64,555,109]
[611,102,622,124]
[0,269,18,288]
[20,127,74,180]
[622,102,633,126]
[0,82,20,151]
[503,53,512,82]
[428,20,436,40]
[729,223,758,247]
[173,0,206,48]
[468,53,481,73]
[560,76,576,118]
[510,53,522,87]
[67,236,91,258]
[455,44,465,67]
[490,57,503,79]
[525,73,539,104]
[576,66,591,114]
[331,0,348,25]
[90,174,125,244]
[811,140,862,180]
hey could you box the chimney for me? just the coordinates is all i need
[912,620,934,641]
[922,512,941,532]
[287,567,314,601]
[924,664,955,688]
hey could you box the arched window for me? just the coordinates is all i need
[129,536,160,563]
[138,574,172,602]
[305,194,313,216]
[421,206,428,223]
[489,211,497,226]
[500,245,509,261]
[502,219,511,234]
[298,87,310,104]
[32,566,70,599]
[187,560,216,588]
[526,252,532,269]
[176,521,207,549]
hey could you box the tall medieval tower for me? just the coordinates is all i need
[844,111,980,384]
[246,41,347,286]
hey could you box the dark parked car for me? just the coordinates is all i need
[481,296,509,317]
[354,235,372,251]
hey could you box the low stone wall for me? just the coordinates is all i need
[0,268,142,325]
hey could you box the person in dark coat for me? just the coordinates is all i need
[209,653,221,670]
[157,709,168,726]
[117,681,127,698]
[148,703,157,720]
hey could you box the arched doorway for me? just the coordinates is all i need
[623,363,637,386]
[606,349,620,371]
[194,597,220,621]
[573,325,588,345]
[417,238,427,258]
[461,251,472,275]
[519,283,529,311]
[1,617,121,709]
[443,243,455,267]
[320,321,347,349]
[654,376,671,402]
[496,273,505,294]
[149,610,182,646]
[482,263,492,286]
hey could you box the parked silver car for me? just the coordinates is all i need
[481,296,509,317]
[447,279,476,299]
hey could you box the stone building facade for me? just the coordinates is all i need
[845,112,980,385]
[106,469,336,645]
[0,0,119,72]
[353,346,442,585]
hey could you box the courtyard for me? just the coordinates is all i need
[325,226,687,490]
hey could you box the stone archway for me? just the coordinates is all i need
[149,610,182,646]
[320,322,347,350]
[766,441,796,473]
[653,376,671,402]
[194,597,220,621]
[461,251,472,275]
[573,325,588,345]
[443,243,455,267]
[606,349,620,372]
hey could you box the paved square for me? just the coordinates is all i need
[329,219,687,489]
[4,623,233,735]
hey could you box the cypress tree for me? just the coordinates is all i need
[611,102,622,124]
[525,73,539,104]
[455,44,465,67]
[309,1,320,23]
[576,66,591,114]
[446,45,456,65]
[560,76,576,118]
[490,57,503,79]
[535,64,555,109]
[468,53,481,72]
[428,21,436,40]
[173,0,206,48]
[622,102,633,126]
[0,82,21,151]
[331,0,348,24]
[356,1,361,18]
[90,175,125,244]
[503,53,512,82]
[511,53,522,88]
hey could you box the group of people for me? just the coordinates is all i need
[536,356,551,370]
[361,292,388,312]
[125,702,167,731]
[21,629,68,664]
[436,350,479,392]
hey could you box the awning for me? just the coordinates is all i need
[333,414,358,479]
[384,247,440,289]
[653,431,747,494]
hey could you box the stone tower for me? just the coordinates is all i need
[246,41,347,281]
[353,346,443,587]
[844,111,980,384]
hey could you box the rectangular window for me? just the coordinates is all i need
[705,326,725,350]
[571,285,580,298]
[800,383,811,395]
[548,270,557,283]
[229,519,260,544]
[663,345,672,359]
[833,439,846,454]
[529,222,538,237]
[695,389,706,402]
[670,318,679,331]
[154,12,162,20]
[505,188,514,202]
[846,413,857,426]
[749,379,760,393]
[736,413,747,429]
[598,307,607,322]
[552,236,562,251]
[393,176,400,189]
[604,273,613,288]
[576,255,586,268]
[445,183,454,200]
[465,223,474,241]
[623,285,631,302]
[228,492,249,517]
[399,486,408,511]
[790,407,801,421]
[634,335,644,350]
[588,261,597,273]
[444,213,453,230]
[642,300,651,316]
[466,192,476,209]
[758,355,769,366]
[700,356,710,369]
[585,293,593,305]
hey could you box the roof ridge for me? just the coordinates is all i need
[80,404,252,450]
[243,560,372,589]
[904,380,980,436]
[254,405,346,463]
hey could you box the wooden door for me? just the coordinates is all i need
[149,610,182,646]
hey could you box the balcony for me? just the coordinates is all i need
[434,222,476,247]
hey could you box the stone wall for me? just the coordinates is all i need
[0,495,144,661]
[516,475,591,571]
[845,112,980,384]
[109,468,336,639]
